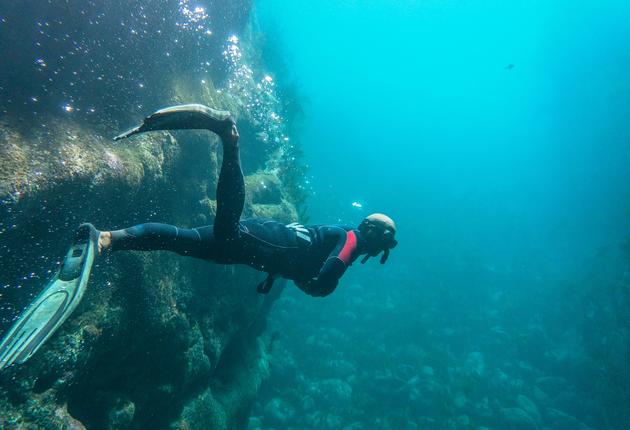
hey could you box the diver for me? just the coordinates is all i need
[0,104,397,370]
[102,104,398,297]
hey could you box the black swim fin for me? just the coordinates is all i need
[114,104,233,141]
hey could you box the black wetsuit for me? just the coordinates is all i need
[110,141,363,297]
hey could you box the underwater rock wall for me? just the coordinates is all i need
[0,111,293,430]
[0,5,300,429]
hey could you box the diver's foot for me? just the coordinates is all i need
[220,122,239,150]
[98,231,112,254]
[76,223,105,254]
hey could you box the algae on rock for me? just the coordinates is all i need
[0,33,301,430]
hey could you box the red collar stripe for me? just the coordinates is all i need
[338,230,357,265]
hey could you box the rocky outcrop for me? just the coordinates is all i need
[0,35,298,430]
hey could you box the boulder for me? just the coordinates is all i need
[516,395,541,422]
[544,408,580,430]
[535,377,569,398]
[500,407,538,430]
[263,398,295,427]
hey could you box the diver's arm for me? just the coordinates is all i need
[295,279,324,296]
[297,227,357,297]
[296,258,346,297]
[311,258,346,296]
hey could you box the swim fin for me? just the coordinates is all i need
[0,223,99,370]
[113,104,233,141]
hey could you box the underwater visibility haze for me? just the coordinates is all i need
[0,0,629,429]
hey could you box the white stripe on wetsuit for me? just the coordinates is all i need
[286,222,312,244]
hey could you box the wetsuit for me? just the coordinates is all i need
[110,140,363,297]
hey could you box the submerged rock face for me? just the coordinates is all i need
[0,14,300,430]
[0,110,295,429]
[0,111,295,429]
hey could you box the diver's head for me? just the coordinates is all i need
[358,213,398,264]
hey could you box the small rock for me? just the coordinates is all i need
[263,398,295,427]
[545,408,579,430]
[247,416,262,430]
[323,414,343,429]
[517,395,541,422]
[501,407,537,430]
[550,390,582,418]
[421,366,434,377]
[309,379,352,404]
[55,404,86,430]
[81,324,101,342]
[454,392,468,409]
[300,395,315,411]
[107,398,135,430]
[465,351,485,376]
[532,386,549,404]
[474,397,493,419]
[535,377,568,397]
[456,414,470,427]
[404,420,418,430]
[246,173,282,204]
[343,422,364,430]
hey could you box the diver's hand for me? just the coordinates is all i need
[295,279,336,297]
[295,279,314,288]
[295,279,317,295]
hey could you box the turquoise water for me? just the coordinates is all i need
[255,0,630,272]
[0,0,628,428]
[251,1,630,429]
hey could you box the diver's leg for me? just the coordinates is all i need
[103,223,216,259]
[214,124,245,244]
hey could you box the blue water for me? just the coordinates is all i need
[255,0,630,272]
[0,0,629,428]
[250,1,630,429]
